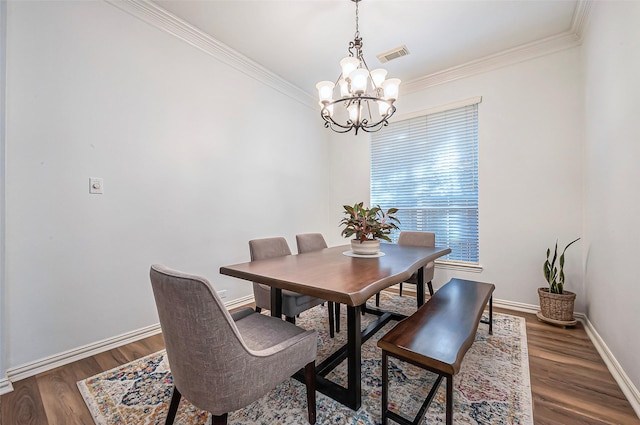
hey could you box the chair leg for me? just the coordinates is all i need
[399,282,403,297]
[165,386,181,425]
[255,306,261,313]
[334,302,340,333]
[327,302,335,338]
[427,281,434,296]
[212,413,228,425]
[304,361,317,424]
[375,292,380,307]
[285,316,296,324]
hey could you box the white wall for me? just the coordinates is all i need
[5,0,639,400]
[582,0,640,394]
[4,1,330,370]
[0,0,8,389]
[327,131,371,246]
[329,48,585,310]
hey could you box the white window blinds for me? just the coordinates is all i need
[370,101,479,263]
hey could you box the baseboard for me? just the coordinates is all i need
[224,294,255,311]
[4,295,255,388]
[7,323,163,383]
[493,298,540,315]
[578,313,640,417]
[0,377,14,395]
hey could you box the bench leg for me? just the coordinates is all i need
[480,295,494,334]
[381,351,388,425]
[446,374,453,425]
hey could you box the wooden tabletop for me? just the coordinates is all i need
[220,243,451,306]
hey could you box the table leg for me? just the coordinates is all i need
[417,267,425,308]
[346,305,362,410]
[295,302,400,411]
[270,287,283,318]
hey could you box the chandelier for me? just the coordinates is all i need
[316,0,401,135]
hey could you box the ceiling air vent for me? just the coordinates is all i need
[376,45,410,64]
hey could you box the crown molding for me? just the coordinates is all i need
[103,0,315,108]
[104,0,593,106]
[404,0,593,94]
[403,31,580,93]
[571,0,594,42]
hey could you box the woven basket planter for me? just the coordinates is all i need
[538,288,576,321]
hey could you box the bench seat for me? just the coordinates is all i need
[377,278,495,425]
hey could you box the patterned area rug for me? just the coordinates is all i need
[78,292,533,425]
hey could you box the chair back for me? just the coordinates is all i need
[249,237,292,260]
[397,231,436,284]
[249,237,292,309]
[397,231,435,248]
[296,233,328,254]
[149,264,251,413]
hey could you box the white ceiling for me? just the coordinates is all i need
[152,0,582,96]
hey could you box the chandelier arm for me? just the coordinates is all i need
[321,115,358,133]
[359,120,390,133]
[321,115,357,131]
[320,99,396,134]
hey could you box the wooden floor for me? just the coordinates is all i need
[2,305,639,425]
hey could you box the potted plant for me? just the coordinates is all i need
[538,237,580,324]
[339,202,400,255]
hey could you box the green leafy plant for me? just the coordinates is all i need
[339,202,400,243]
[543,238,580,294]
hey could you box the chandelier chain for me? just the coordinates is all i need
[354,0,360,38]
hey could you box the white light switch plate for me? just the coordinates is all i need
[89,177,104,194]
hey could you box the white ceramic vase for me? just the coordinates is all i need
[351,239,380,255]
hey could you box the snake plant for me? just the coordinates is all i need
[543,238,580,294]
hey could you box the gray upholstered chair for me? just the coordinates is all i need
[149,264,317,425]
[376,231,436,308]
[296,233,340,338]
[250,237,326,324]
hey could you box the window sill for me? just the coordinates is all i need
[435,260,483,273]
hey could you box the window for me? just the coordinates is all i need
[370,98,480,264]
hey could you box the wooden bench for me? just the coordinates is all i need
[377,278,495,425]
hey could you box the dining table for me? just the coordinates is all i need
[219,242,451,410]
